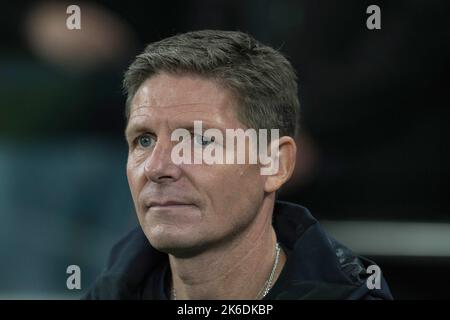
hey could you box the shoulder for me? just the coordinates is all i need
[83,226,163,300]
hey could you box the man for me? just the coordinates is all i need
[84,30,392,300]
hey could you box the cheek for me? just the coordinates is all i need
[192,164,263,212]
[126,156,144,202]
[230,165,265,205]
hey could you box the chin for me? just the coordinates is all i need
[143,223,206,257]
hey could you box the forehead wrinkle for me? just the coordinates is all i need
[131,103,231,124]
[126,112,154,128]
[129,103,214,114]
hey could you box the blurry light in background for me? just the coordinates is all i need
[23,1,137,71]
[322,220,450,257]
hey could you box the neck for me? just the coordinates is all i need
[168,195,286,299]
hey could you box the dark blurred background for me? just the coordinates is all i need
[0,0,449,299]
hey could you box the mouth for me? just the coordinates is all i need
[146,200,195,210]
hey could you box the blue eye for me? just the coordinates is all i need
[194,134,215,146]
[137,134,155,148]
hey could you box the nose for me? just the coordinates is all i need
[144,136,182,183]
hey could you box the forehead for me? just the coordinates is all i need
[127,73,243,131]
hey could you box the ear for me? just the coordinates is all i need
[263,136,297,193]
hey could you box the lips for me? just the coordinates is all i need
[147,200,194,208]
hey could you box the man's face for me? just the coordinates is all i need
[125,72,266,256]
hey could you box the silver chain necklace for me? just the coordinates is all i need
[171,242,281,300]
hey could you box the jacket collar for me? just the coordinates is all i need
[85,200,392,299]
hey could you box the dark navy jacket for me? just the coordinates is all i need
[84,201,393,300]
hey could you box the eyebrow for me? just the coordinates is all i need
[124,119,226,140]
[124,124,152,141]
